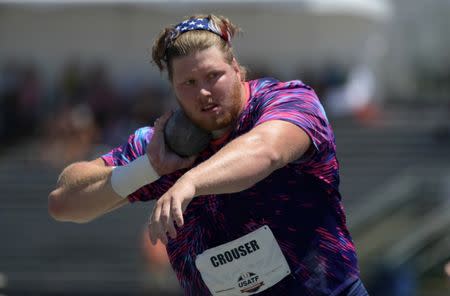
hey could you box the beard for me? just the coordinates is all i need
[182,76,244,133]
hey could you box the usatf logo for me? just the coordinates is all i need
[237,272,264,293]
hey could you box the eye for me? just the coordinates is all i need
[184,79,195,86]
[208,72,220,80]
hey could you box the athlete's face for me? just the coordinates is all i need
[171,46,245,132]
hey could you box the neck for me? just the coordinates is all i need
[240,80,248,110]
[211,127,231,139]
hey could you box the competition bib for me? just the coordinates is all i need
[195,225,291,295]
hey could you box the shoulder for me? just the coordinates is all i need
[249,78,314,98]
[248,78,318,107]
[120,126,154,156]
[100,126,154,165]
[129,126,154,152]
[249,78,324,114]
[133,126,153,142]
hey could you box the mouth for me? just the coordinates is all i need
[201,104,220,113]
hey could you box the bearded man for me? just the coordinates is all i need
[49,14,368,296]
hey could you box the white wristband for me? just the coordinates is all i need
[111,154,160,198]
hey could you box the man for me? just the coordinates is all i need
[49,14,368,295]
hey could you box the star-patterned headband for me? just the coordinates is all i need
[164,17,232,60]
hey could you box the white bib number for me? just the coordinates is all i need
[195,225,291,295]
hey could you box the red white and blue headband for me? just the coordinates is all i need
[164,17,232,60]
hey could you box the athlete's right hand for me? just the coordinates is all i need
[147,112,197,176]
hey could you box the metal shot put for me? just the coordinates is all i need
[164,109,211,157]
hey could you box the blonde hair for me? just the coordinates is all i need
[151,14,246,81]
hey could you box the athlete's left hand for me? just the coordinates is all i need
[148,176,196,245]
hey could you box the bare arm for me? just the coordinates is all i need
[48,112,195,224]
[186,120,311,195]
[149,120,312,244]
[48,158,127,223]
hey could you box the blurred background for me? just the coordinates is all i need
[0,0,449,295]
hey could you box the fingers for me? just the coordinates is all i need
[180,155,197,169]
[166,219,178,239]
[153,111,174,150]
[153,111,173,131]
[149,201,169,245]
[148,219,169,246]
[148,203,162,245]
[149,112,172,166]
[153,118,163,134]
[148,179,193,244]
[160,110,173,125]
[148,195,180,246]
[171,196,184,227]
[161,199,177,239]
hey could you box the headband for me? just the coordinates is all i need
[164,18,232,60]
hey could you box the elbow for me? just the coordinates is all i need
[264,146,284,169]
[253,143,282,169]
[48,189,91,224]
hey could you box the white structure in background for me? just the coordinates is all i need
[326,64,376,117]
[0,0,392,94]
[381,0,450,102]
[324,31,388,118]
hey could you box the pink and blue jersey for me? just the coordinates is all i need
[102,78,360,295]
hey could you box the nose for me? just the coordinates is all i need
[199,87,212,98]
[198,81,212,98]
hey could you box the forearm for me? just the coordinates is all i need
[48,161,123,223]
[185,133,283,196]
[147,121,311,241]
[183,121,311,197]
